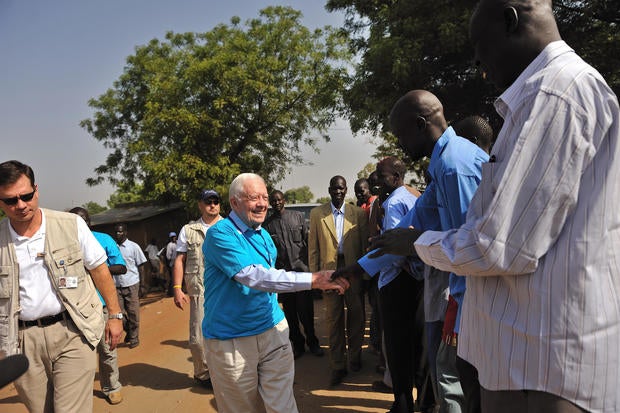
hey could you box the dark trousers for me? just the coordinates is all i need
[116,283,140,343]
[380,272,431,413]
[456,355,482,413]
[280,290,319,350]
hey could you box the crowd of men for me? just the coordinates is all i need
[1,0,619,412]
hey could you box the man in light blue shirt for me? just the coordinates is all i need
[337,90,488,413]
[114,223,147,349]
[202,173,348,413]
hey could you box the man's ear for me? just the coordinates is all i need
[504,6,519,33]
[416,115,427,131]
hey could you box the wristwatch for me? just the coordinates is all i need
[108,312,124,320]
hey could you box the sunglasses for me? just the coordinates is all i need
[0,188,37,206]
[203,199,219,206]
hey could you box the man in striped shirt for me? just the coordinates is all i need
[370,0,620,411]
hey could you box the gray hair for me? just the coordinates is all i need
[229,173,266,200]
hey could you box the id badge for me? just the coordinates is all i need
[58,276,78,289]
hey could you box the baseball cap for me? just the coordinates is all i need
[198,189,220,201]
[169,232,177,237]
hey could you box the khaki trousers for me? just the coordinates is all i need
[204,318,297,413]
[98,307,122,395]
[324,275,364,371]
[15,317,96,413]
[189,295,209,380]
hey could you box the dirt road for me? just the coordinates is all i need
[0,292,395,412]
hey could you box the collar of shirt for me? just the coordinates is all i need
[330,202,345,216]
[428,126,457,182]
[9,208,46,242]
[496,40,572,118]
[381,185,414,210]
[228,210,262,234]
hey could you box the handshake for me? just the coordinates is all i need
[311,270,350,295]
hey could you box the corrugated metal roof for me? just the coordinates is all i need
[90,201,186,226]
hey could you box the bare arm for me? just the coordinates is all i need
[172,253,189,310]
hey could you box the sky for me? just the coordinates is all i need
[0,0,377,210]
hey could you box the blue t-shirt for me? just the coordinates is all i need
[202,211,284,340]
[93,231,126,306]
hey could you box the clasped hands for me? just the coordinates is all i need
[311,270,350,295]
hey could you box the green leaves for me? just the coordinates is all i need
[83,6,351,206]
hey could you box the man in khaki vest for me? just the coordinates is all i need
[0,160,123,413]
[172,189,223,388]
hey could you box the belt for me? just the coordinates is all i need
[19,311,68,329]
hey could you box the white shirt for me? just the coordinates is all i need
[330,202,345,254]
[14,210,107,320]
[415,41,620,412]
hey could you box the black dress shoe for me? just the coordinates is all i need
[309,345,324,357]
[329,368,348,386]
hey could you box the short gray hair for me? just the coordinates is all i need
[229,173,266,200]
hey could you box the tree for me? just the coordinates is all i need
[284,186,314,203]
[82,201,107,215]
[315,196,331,204]
[81,6,351,205]
[356,162,376,179]
[326,0,619,159]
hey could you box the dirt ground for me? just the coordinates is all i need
[0,292,398,413]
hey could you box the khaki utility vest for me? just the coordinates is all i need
[182,221,206,297]
[0,209,104,356]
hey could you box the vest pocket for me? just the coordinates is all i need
[0,266,12,299]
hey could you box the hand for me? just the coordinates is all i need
[368,227,423,258]
[312,270,350,295]
[173,288,189,310]
[330,263,364,281]
[106,319,123,350]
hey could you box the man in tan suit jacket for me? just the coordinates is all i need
[309,175,368,386]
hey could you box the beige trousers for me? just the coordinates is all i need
[15,317,96,413]
[189,295,209,380]
[98,307,122,395]
[324,275,365,371]
[204,318,297,413]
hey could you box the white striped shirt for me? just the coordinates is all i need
[414,41,620,412]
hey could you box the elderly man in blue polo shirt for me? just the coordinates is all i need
[202,173,348,413]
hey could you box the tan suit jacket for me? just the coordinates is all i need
[308,202,368,272]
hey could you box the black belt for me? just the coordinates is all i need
[19,311,68,329]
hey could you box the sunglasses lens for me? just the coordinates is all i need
[1,197,18,206]
[0,189,36,206]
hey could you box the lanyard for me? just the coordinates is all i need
[228,217,272,266]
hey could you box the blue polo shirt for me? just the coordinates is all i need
[360,127,488,332]
[202,211,284,340]
[93,231,126,306]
